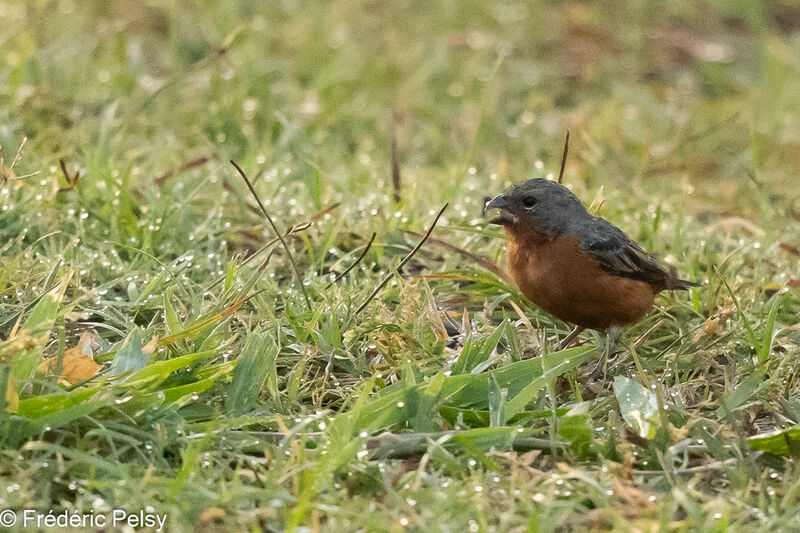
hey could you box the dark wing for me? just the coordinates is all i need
[580,218,678,289]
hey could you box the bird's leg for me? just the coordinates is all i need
[559,325,585,350]
[589,326,621,380]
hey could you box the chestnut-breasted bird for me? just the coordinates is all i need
[485,178,697,374]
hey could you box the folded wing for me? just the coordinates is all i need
[580,218,691,290]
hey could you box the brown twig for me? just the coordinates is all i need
[230,160,312,310]
[208,227,309,291]
[354,204,448,316]
[9,136,26,173]
[311,202,342,221]
[154,155,217,186]
[326,232,377,289]
[558,129,570,184]
[401,230,511,282]
[56,158,81,191]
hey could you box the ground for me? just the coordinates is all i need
[1,1,800,531]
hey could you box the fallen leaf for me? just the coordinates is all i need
[555,461,572,472]
[693,305,734,341]
[199,507,226,522]
[154,154,216,186]
[779,243,800,256]
[142,335,159,355]
[109,329,154,380]
[519,450,541,468]
[37,330,103,384]
[611,478,658,514]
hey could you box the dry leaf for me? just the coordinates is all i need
[38,330,103,384]
[142,335,159,355]
[5,374,19,413]
[519,450,541,467]
[199,507,225,522]
[0,330,34,363]
[693,305,734,341]
[779,242,800,256]
[611,478,658,514]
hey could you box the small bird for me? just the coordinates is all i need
[485,178,697,374]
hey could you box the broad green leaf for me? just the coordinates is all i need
[503,348,597,421]
[163,291,183,336]
[17,389,99,418]
[15,399,107,442]
[320,377,379,481]
[358,346,595,432]
[440,406,569,428]
[21,273,70,334]
[718,370,766,417]
[226,333,278,416]
[748,426,800,456]
[453,321,506,374]
[488,372,506,427]
[123,378,219,412]
[559,414,593,457]
[451,426,518,451]
[160,378,217,404]
[8,389,109,444]
[614,375,659,439]
[125,350,214,387]
[449,346,595,410]
[108,329,152,380]
[408,371,445,432]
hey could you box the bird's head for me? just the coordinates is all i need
[484,178,588,237]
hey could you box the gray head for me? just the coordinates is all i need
[484,178,590,237]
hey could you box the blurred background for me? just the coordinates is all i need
[3,0,800,225]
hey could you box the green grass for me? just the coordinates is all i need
[2,1,800,531]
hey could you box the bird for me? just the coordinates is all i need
[484,178,698,376]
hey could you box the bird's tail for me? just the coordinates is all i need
[667,266,700,290]
[676,278,700,289]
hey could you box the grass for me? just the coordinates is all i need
[2,0,800,531]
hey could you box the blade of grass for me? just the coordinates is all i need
[326,232,376,288]
[401,230,511,282]
[230,160,312,310]
[354,203,448,316]
[713,265,758,348]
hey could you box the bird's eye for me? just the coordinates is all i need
[522,196,537,208]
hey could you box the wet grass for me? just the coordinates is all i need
[2,1,800,531]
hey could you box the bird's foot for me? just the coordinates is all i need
[558,325,585,350]
[588,359,606,381]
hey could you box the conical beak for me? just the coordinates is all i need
[484,194,516,225]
